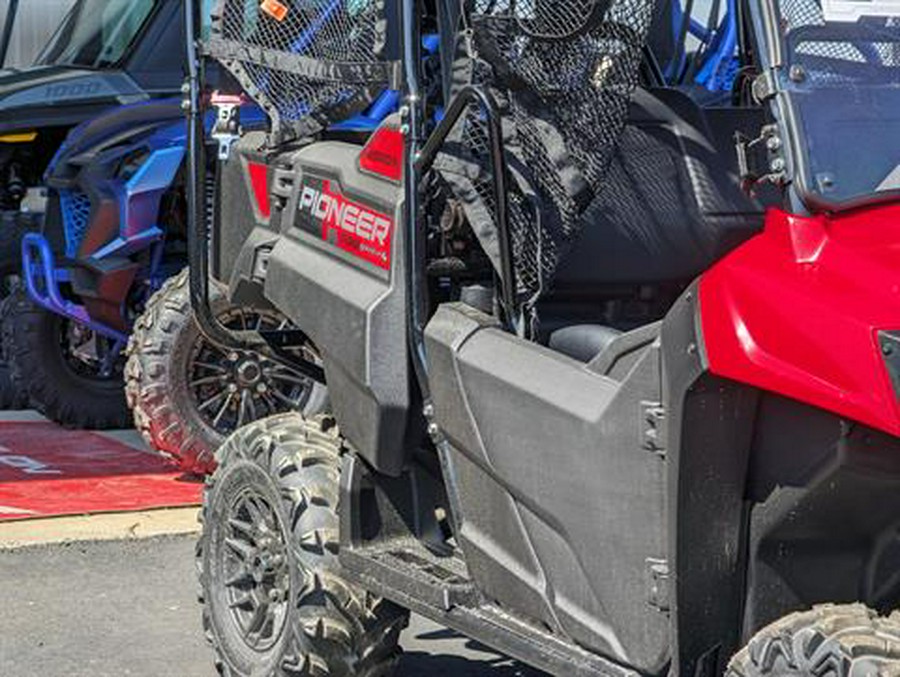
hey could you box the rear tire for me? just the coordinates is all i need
[3,289,129,428]
[728,604,900,677]
[125,269,327,475]
[198,413,408,676]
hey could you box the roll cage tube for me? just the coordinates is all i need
[402,0,518,402]
[182,0,325,386]
[0,0,20,69]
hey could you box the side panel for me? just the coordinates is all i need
[264,141,410,475]
[214,132,275,289]
[425,303,670,674]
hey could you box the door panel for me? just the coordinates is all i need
[425,303,670,673]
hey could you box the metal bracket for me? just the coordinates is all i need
[210,91,245,160]
[641,401,667,457]
[751,70,778,103]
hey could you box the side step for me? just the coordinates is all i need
[340,542,639,677]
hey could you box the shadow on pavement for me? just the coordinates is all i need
[399,626,548,676]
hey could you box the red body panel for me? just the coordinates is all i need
[247,161,271,219]
[358,125,404,182]
[700,202,900,436]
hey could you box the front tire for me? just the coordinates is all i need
[0,291,29,409]
[198,413,408,676]
[3,289,128,428]
[728,604,900,677]
[125,269,327,475]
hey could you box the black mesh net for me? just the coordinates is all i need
[437,0,654,330]
[205,0,395,142]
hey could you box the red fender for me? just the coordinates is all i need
[700,202,900,436]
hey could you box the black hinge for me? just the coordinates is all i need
[646,558,670,612]
[642,401,666,458]
[735,124,786,194]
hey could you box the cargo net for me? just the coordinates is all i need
[205,0,394,142]
[437,0,654,331]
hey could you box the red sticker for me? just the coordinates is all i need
[297,179,393,270]
[260,0,289,21]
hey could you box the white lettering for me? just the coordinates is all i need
[298,185,391,250]
[373,217,391,246]
[299,186,316,211]
[357,210,374,240]
[0,454,62,475]
[313,193,329,220]
[343,204,360,232]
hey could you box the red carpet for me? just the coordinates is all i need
[0,422,201,521]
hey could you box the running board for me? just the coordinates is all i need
[340,543,638,677]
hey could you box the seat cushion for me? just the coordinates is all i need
[549,325,622,362]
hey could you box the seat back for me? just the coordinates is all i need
[554,87,765,290]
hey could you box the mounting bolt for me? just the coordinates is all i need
[770,157,786,173]
[400,124,411,136]
[766,135,782,151]
[228,351,239,362]
[423,403,434,419]
[181,82,191,94]
[256,382,268,393]
[427,422,440,438]
[884,343,894,356]
[789,64,806,83]
[228,383,238,393]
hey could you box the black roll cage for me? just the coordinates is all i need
[182,0,517,400]
[0,0,20,68]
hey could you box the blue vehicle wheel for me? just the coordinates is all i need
[3,287,129,428]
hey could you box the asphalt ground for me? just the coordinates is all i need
[0,535,543,677]
[0,410,544,676]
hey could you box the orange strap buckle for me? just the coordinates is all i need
[260,0,289,21]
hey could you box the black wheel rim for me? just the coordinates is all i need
[187,308,319,434]
[222,487,291,652]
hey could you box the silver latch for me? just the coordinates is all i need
[210,91,245,160]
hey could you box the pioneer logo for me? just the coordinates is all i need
[299,185,391,247]
[297,179,392,270]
